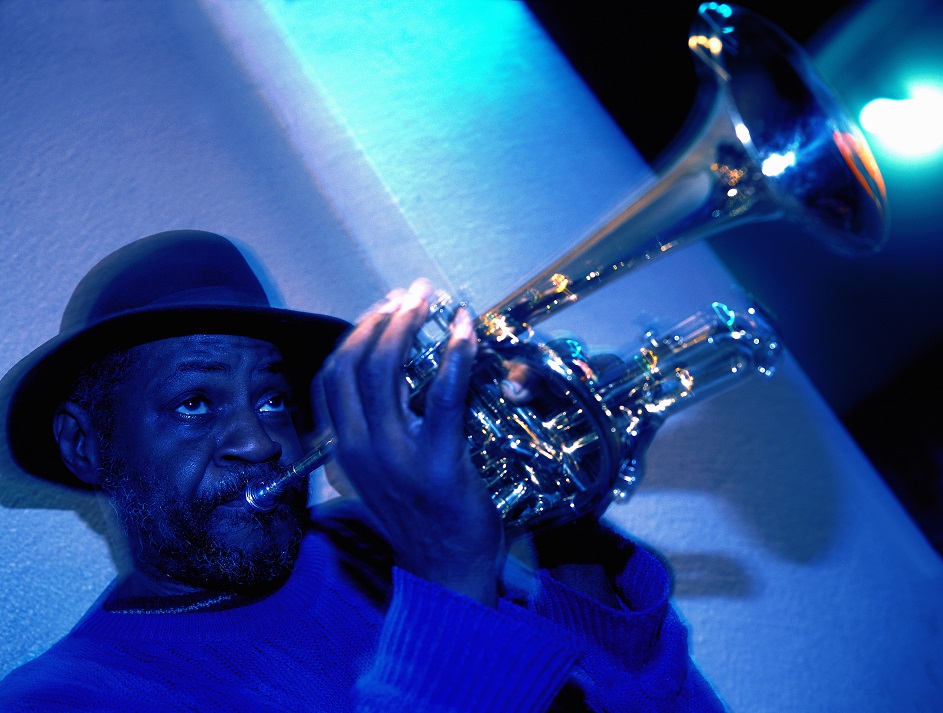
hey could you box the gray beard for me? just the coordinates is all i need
[100,448,307,594]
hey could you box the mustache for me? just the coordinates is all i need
[201,461,285,509]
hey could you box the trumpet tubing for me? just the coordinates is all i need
[481,3,886,340]
[246,3,888,536]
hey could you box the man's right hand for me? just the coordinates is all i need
[314,280,506,606]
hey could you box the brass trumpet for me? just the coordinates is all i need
[246,3,888,537]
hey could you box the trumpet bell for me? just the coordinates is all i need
[688,2,888,256]
[247,4,889,538]
[480,3,889,339]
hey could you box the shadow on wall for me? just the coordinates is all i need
[642,372,840,597]
[0,439,114,554]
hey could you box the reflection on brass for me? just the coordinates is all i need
[246,4,887,537]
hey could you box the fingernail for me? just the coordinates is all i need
[401,279,433,311]
[451,307,474,341]
[378,294,404,314]
[400,291,424,311]
[408,278,433,297]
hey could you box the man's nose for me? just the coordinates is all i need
[216,408,283,465]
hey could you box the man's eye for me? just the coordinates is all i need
[174,396,210,416]
[259,393,289,413]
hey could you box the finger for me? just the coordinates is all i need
[320,298,402,462]
[323,460,356,498]
[313,377,370,505]
[310,371,332,438]
[421,307,477,459]
[358,279,432,441]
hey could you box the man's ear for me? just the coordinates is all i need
[52,402,103,486]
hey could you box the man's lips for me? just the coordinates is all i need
[207,463,285,510]
[217,497,248,511]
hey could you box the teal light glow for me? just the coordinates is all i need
[633,352,656,375]
[860,84,943,159]
[255,0,538,182]
[562,338,585,360]
[711,301,736,329]
[698,2,734,19]
[244,0,659,300]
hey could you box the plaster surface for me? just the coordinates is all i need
[1,2,940,710]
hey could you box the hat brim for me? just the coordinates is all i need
[0,304,351,489]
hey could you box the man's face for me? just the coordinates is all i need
[100,334,308,592]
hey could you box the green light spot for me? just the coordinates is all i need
[712,301,736,329]
[563,338,584,360]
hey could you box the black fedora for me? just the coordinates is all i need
[0,230,350,489]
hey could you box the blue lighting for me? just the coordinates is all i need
[562,338,585,360]
[257,0,535,165]
[711,301,736,329]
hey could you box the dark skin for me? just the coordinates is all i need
[315,279,506,606]
[52,280,507,607]
[53,335,308,600]
[315,281,621,608]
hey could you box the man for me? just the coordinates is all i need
[0,230,726,711]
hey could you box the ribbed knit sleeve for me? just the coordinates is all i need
[0,520,726,712]
[352,567,583,713]
[531,545,727,712]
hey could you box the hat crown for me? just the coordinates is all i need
[61,230,269,334]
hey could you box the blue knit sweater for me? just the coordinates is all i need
[0,506,725,712]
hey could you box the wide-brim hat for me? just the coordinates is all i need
[0,230,351,489]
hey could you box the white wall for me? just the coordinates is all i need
[2,1,941,711]
[0,0,388,671]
